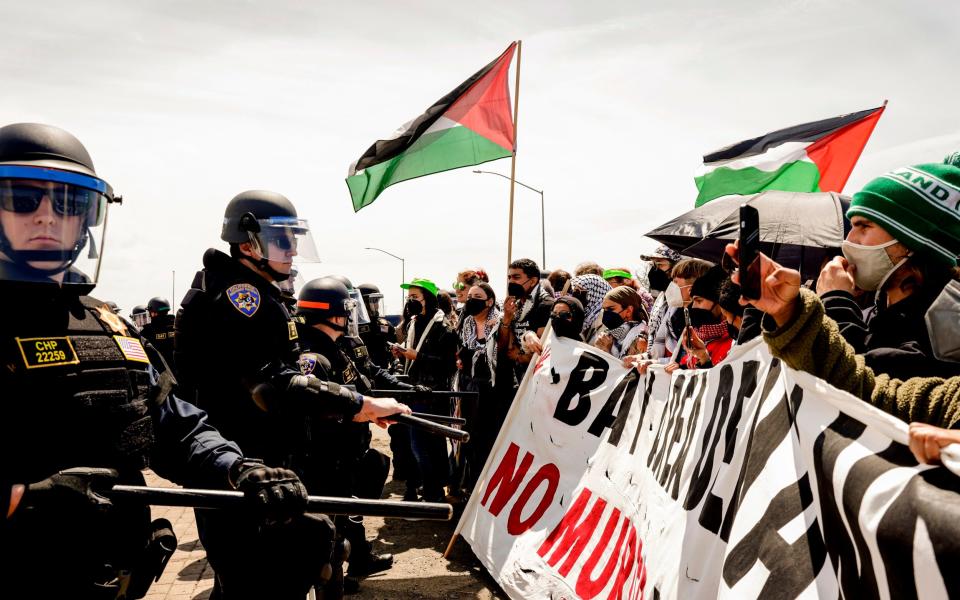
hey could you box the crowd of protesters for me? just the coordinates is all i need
[367,153,960,507]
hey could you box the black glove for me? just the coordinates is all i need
[233,462,308,525]
[23,467,119,514]
[412,384,432,394]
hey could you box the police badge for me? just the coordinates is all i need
[298,352,319,375]
[227,283,261,317]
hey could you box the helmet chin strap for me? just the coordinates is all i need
[0,226,89,279]
[244,238,291,282]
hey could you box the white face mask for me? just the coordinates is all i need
[841,239,907,291]
[665,281,684,307]
[926,280,960,363]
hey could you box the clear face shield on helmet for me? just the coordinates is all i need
[244,216,321,265]
[0,165,113,285]
[343,296,360,338]
[131,311,150,328]
[364,292,385,319]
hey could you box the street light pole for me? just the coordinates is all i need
[473,170,545,269]
[365,247,406,311]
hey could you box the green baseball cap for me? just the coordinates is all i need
[400,277,439,297]
[603,269,632,280]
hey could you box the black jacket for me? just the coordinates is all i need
[822,282,960,380]
[175,249,361,467]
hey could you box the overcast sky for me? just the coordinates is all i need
[3,0,958,313]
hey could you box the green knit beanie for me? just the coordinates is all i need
[847,163,960,267]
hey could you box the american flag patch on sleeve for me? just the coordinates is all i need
[114,336,150,363]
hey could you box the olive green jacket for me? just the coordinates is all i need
[762,288,960,428]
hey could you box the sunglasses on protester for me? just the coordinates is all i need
[452,281,466,290]
[0,183,100,217]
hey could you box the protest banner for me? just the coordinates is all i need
[452,334,960,599]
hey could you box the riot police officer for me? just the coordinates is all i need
[139,296,176,371]
[357,282,397,369]
[129,304,149,330]
[295,277,396,590]
[174,190,410,598]
[0,122,307,599]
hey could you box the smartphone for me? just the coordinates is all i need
[683,307,692,331]
[739,204,761,300]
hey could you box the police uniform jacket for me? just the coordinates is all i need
[296,324,371,496]
[0,285,242,593]
[359,315,396,369]
[139,312,177,372]
[175,249,361,468]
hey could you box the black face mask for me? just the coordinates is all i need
[507,282,527,298]
[464,298,487,316]
[551,315,580,339]
[405,299,423,315]
[571,289,589,306]
[647,268,670,292]
[669,307,686,338]
[726,322,740,341]
[688,307,721,327]
[601,309,625,330]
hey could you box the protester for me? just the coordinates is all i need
[816,163,960,380]
[603,267,638,290]
[455,282,500,495]
[649,258,712,362]
[677,265,733,369]
[391,278,458,502]
[728,245,960,459]
[453,269,481,305]
[525,296,586,354]
[593,286,648,358]
[548,269,571,296]
[498,258,553,387]
[568,273,611,343]
[438,289,458,329]
[718,277,746,344]
[642,246,684,357]
[574,261,603,277]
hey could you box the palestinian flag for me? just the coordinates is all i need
[694,104,886,206]
[347,43,517,211]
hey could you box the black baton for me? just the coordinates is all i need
[410,411,466,426]
[107,486,453,521]
[390,413,470,443]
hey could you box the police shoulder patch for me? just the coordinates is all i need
[226,283,260,317]
[15,337,79,369]
[114,336,151,364]
[298,352,319,375]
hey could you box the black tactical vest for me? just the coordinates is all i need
[1,294,165,482]
[1,291,169,597]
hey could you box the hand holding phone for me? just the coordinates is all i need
[738,204,761,300]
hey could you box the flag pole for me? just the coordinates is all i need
[506,40,522,266]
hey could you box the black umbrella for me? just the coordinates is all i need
[645,191,850,279]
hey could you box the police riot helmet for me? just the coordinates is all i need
[358,282,385,318]
[147,296,171,314]
[357,282,380,297]
[324,274,370,328]
[297,277,359,336]
[221,190,320,281]
[0,123,119,287]
[130,304,149,328]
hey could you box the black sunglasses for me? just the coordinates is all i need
[552,311,574,320]
[0,183,98,217]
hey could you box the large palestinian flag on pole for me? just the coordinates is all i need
[346,43,517,212]
[694,104,885,206]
